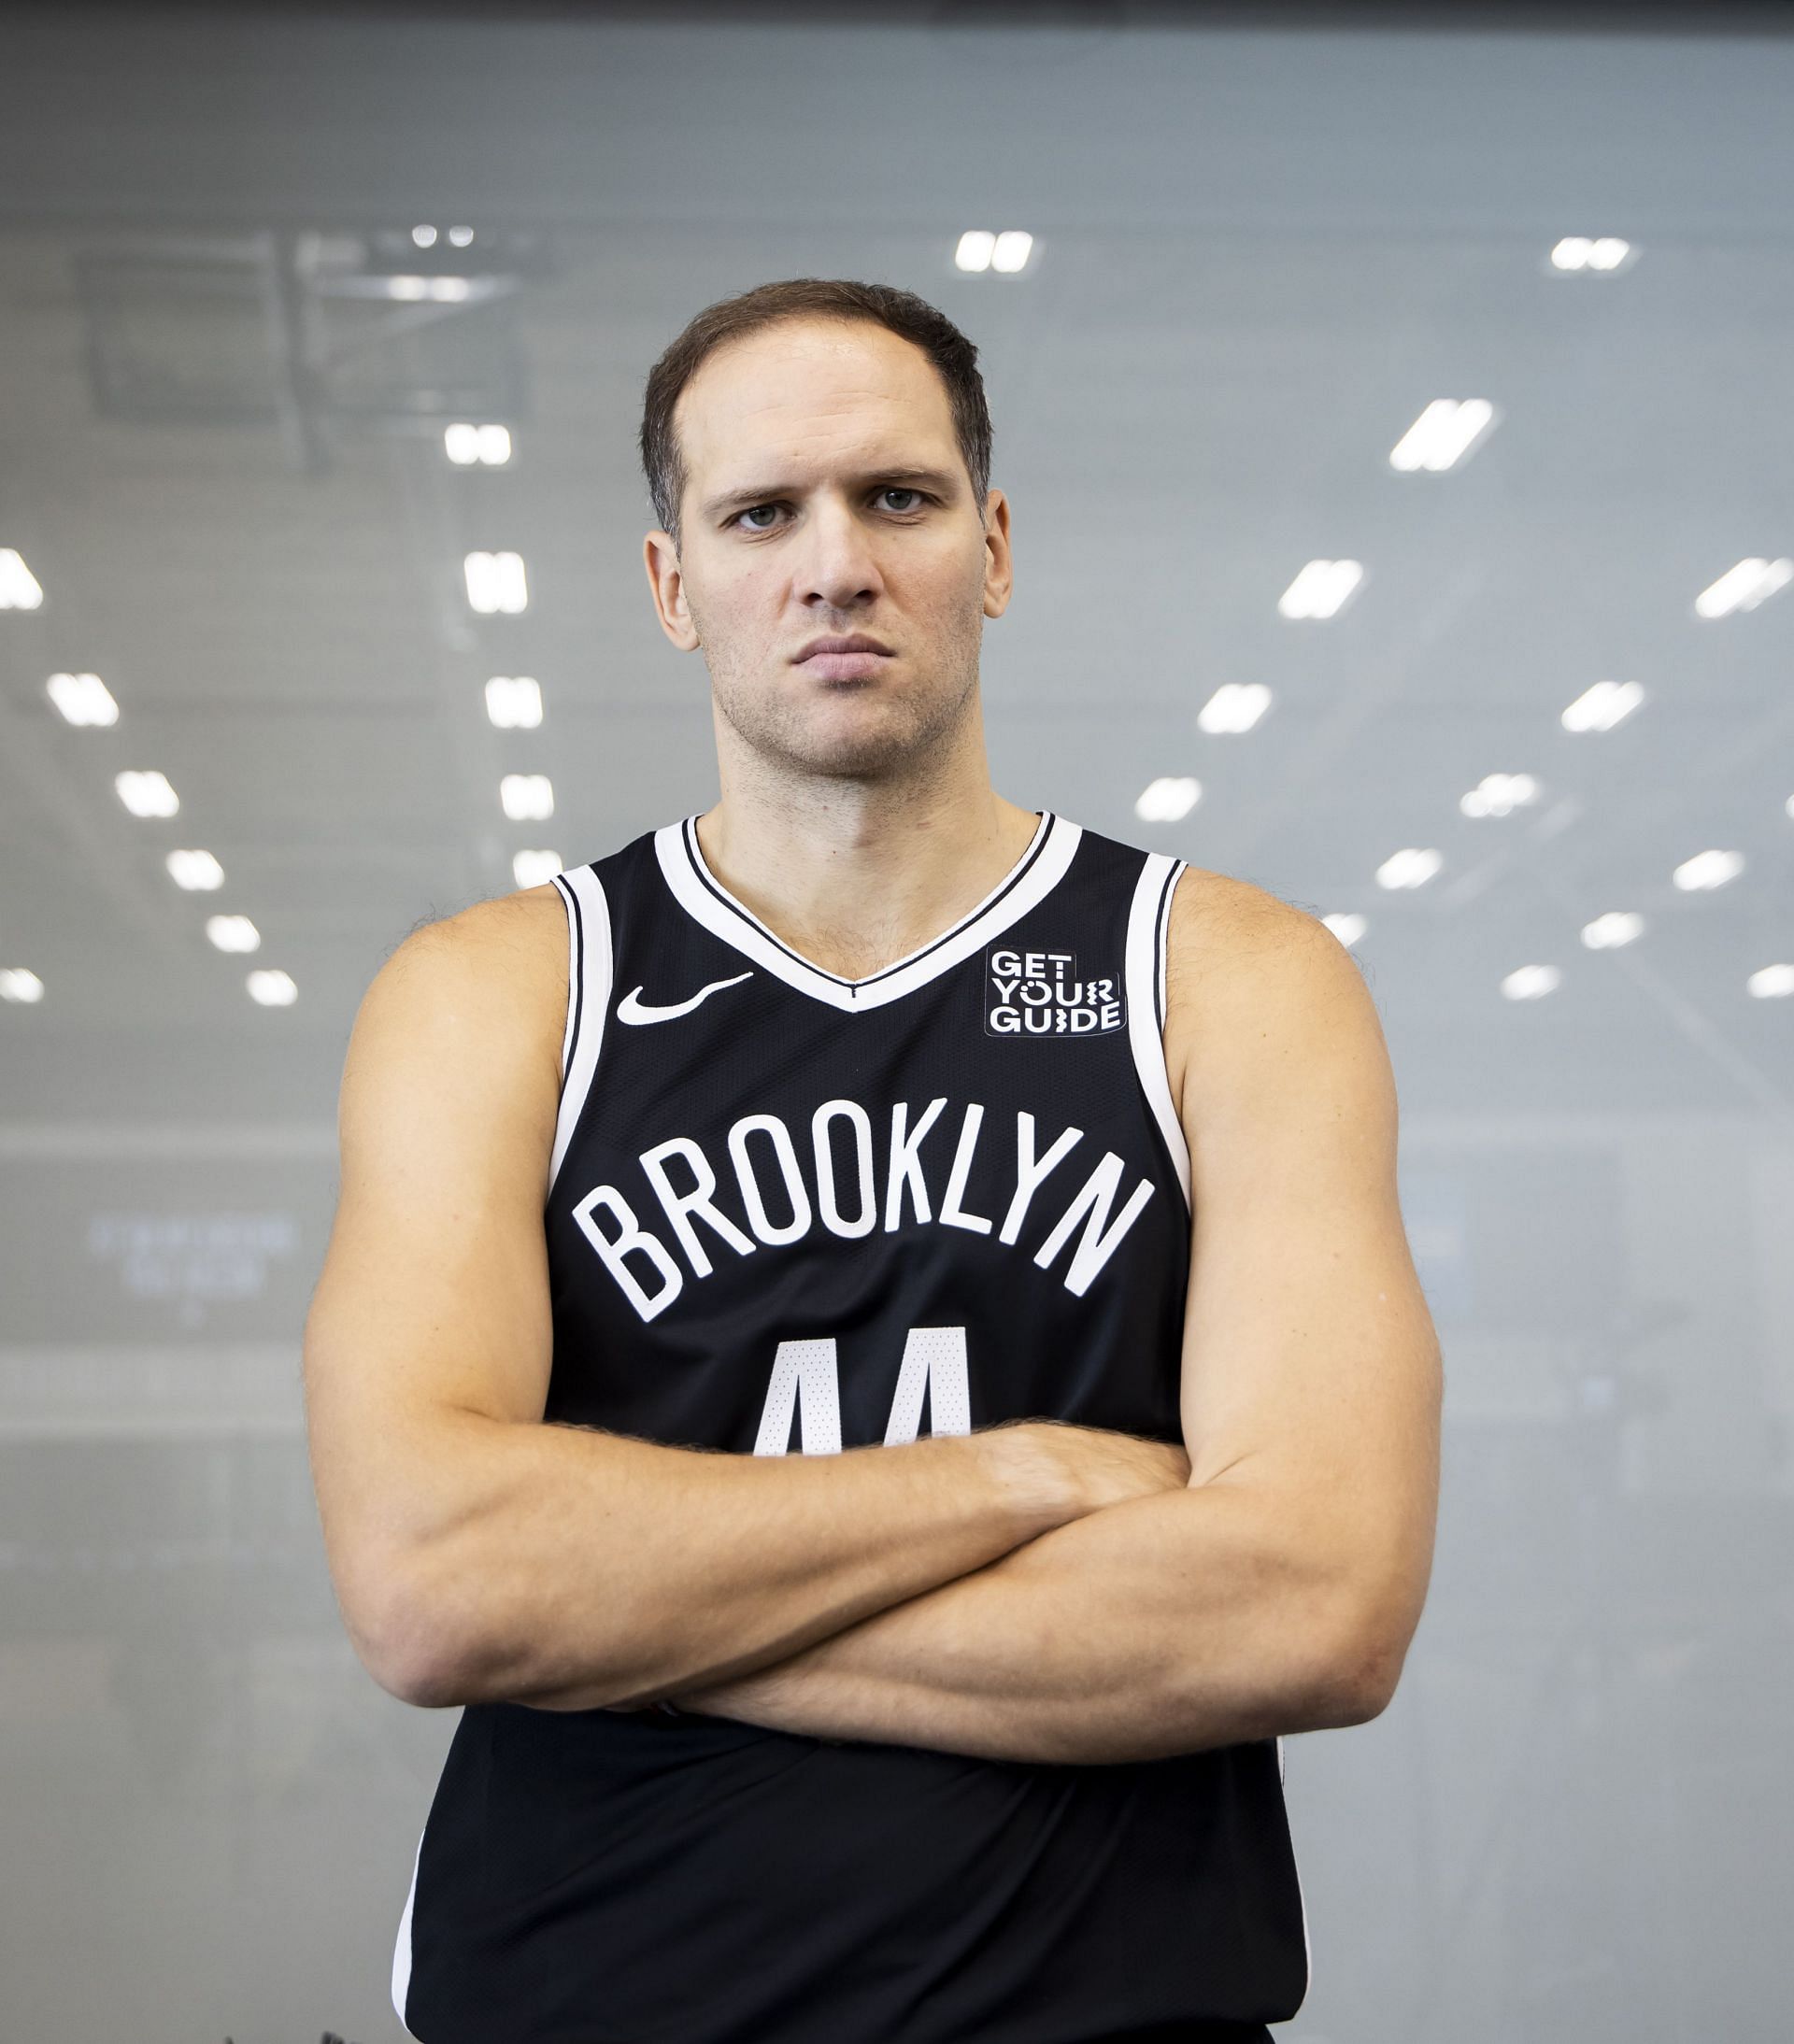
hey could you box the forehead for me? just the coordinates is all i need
[676,319,956,475]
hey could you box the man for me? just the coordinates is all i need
[303,277,1442,2043]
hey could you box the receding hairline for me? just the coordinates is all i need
[671,312,976,527]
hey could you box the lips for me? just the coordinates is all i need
[794,634,892,660]
[797,647,891,679]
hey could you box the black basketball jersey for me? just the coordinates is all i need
[392,808,1311,2043]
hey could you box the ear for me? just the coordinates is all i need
[644,530,701,652]
[980,488,1014,620]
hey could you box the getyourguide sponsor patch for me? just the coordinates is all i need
[984,944,1126,1037]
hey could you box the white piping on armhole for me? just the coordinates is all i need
[391,1823,424,2039]
[1123,853,1191,1209]
[546,866,614,1199]
[1281,1734,1314,2006]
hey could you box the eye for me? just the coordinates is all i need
[728,488,934,532]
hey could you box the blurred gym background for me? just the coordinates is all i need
[1,2,1790,2037]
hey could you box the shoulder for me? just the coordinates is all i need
[396,879,569,963]
[381,881,570,988]
[1162,862,1345,981]
[1160,863,1387,1123]
[349,882,573,1087]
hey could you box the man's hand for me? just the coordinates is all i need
[1021,1421,1191,1512]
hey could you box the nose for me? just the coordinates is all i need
[795,493,886,613]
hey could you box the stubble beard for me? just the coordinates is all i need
[705,627,983,788]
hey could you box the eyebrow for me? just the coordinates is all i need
[700,466,961,522]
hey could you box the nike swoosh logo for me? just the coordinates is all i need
[615,972,753,1025]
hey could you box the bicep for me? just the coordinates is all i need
[1170,883,1442,1666]
[302,900,566,1662]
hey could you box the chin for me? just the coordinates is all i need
[751,697,933,776]
[788,734,926,780]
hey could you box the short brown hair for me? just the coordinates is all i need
[639,277,993,554]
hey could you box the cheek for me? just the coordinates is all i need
[695,582,768,653]
[905,546,980,611]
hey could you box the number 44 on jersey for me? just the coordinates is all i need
[755,1326,970,1455]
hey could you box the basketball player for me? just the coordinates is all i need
[303,278,1443,2043]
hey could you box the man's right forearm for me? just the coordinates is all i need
[374,1412,1077,1712]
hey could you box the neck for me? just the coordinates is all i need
[693,729,1042,984]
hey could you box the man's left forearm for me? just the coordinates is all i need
[662,1477,1367,1765]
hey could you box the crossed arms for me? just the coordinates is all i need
[576,1465,1381,1766]
[304,872,1443,1767]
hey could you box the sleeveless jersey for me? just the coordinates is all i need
[391,809,1311,2043]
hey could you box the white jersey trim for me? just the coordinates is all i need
[548,865,614,1198]
[1279,1735,1314,2009]
[1124,853,1191,1210]
[391,1823,424,2039]
[654,810,1080,1014]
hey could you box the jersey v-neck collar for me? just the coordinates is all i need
[652,808,1081,1014]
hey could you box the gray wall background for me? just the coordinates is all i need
[0,5,1789,2038]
